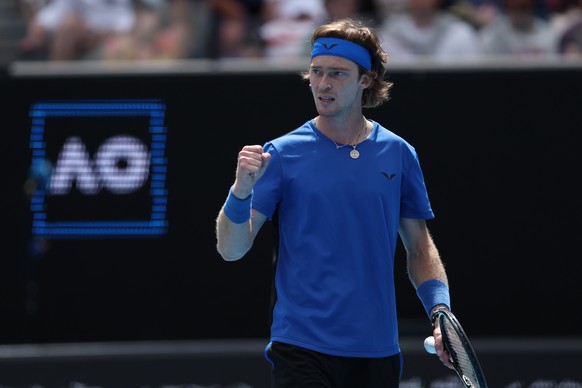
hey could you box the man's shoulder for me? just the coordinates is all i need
[373,121,418,154]
[374,121,406,142]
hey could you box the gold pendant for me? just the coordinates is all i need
[350,149,360,159]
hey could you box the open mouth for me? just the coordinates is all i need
[319,96,335,102]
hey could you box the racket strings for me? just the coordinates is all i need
[444,326,480,387]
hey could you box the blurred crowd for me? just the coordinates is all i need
[12,0,582,63]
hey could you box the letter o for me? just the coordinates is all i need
[94,135,150,194]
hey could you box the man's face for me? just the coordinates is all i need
[308,55,367,117]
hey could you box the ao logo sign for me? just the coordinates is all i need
[28,101,168,238]
[50,135,150,195]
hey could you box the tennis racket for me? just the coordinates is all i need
[424,309,488,388]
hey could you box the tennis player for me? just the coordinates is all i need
[216,18,452,387]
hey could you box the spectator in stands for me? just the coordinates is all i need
[549,0,582,54]
[206,0,265,58]
[378,0,483,62]
[323,0,380,23]
[558,19,582,55]
[479,0,559,57]
[102,0,197,60]
[374,0,409,18]
[19,0,136,61]
[259,0,327,62]
[375,0,498,30]
[446,0,501,29]
[190,0,214,58]
[548,0,581,38]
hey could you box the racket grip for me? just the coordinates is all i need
[424,336,436,354]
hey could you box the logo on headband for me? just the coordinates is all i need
[322,43,338,50]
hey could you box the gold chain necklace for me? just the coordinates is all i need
[316,117,368,160]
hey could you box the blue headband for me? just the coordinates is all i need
[311,37,372,71]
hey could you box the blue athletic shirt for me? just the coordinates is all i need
[252,119,434,358]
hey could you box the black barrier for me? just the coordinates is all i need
[1,63,581,345]
[0,338,581,388]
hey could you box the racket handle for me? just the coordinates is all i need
[424,336,436,354]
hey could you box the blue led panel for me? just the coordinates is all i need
[28,100,168,238]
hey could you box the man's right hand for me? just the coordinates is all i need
[232,145,271,198]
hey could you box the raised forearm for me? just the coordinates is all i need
[215,208,254,261]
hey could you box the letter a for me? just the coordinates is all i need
[49,136,101,195]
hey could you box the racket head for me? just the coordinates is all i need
[437,310,488,388]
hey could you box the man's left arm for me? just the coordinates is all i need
[399,217,453,367]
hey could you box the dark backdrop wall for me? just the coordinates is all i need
[0,65,580,344]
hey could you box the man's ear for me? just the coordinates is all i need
[360,74,372,89]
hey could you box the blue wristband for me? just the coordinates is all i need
[223,188,253,224]
[416,279,451,318]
